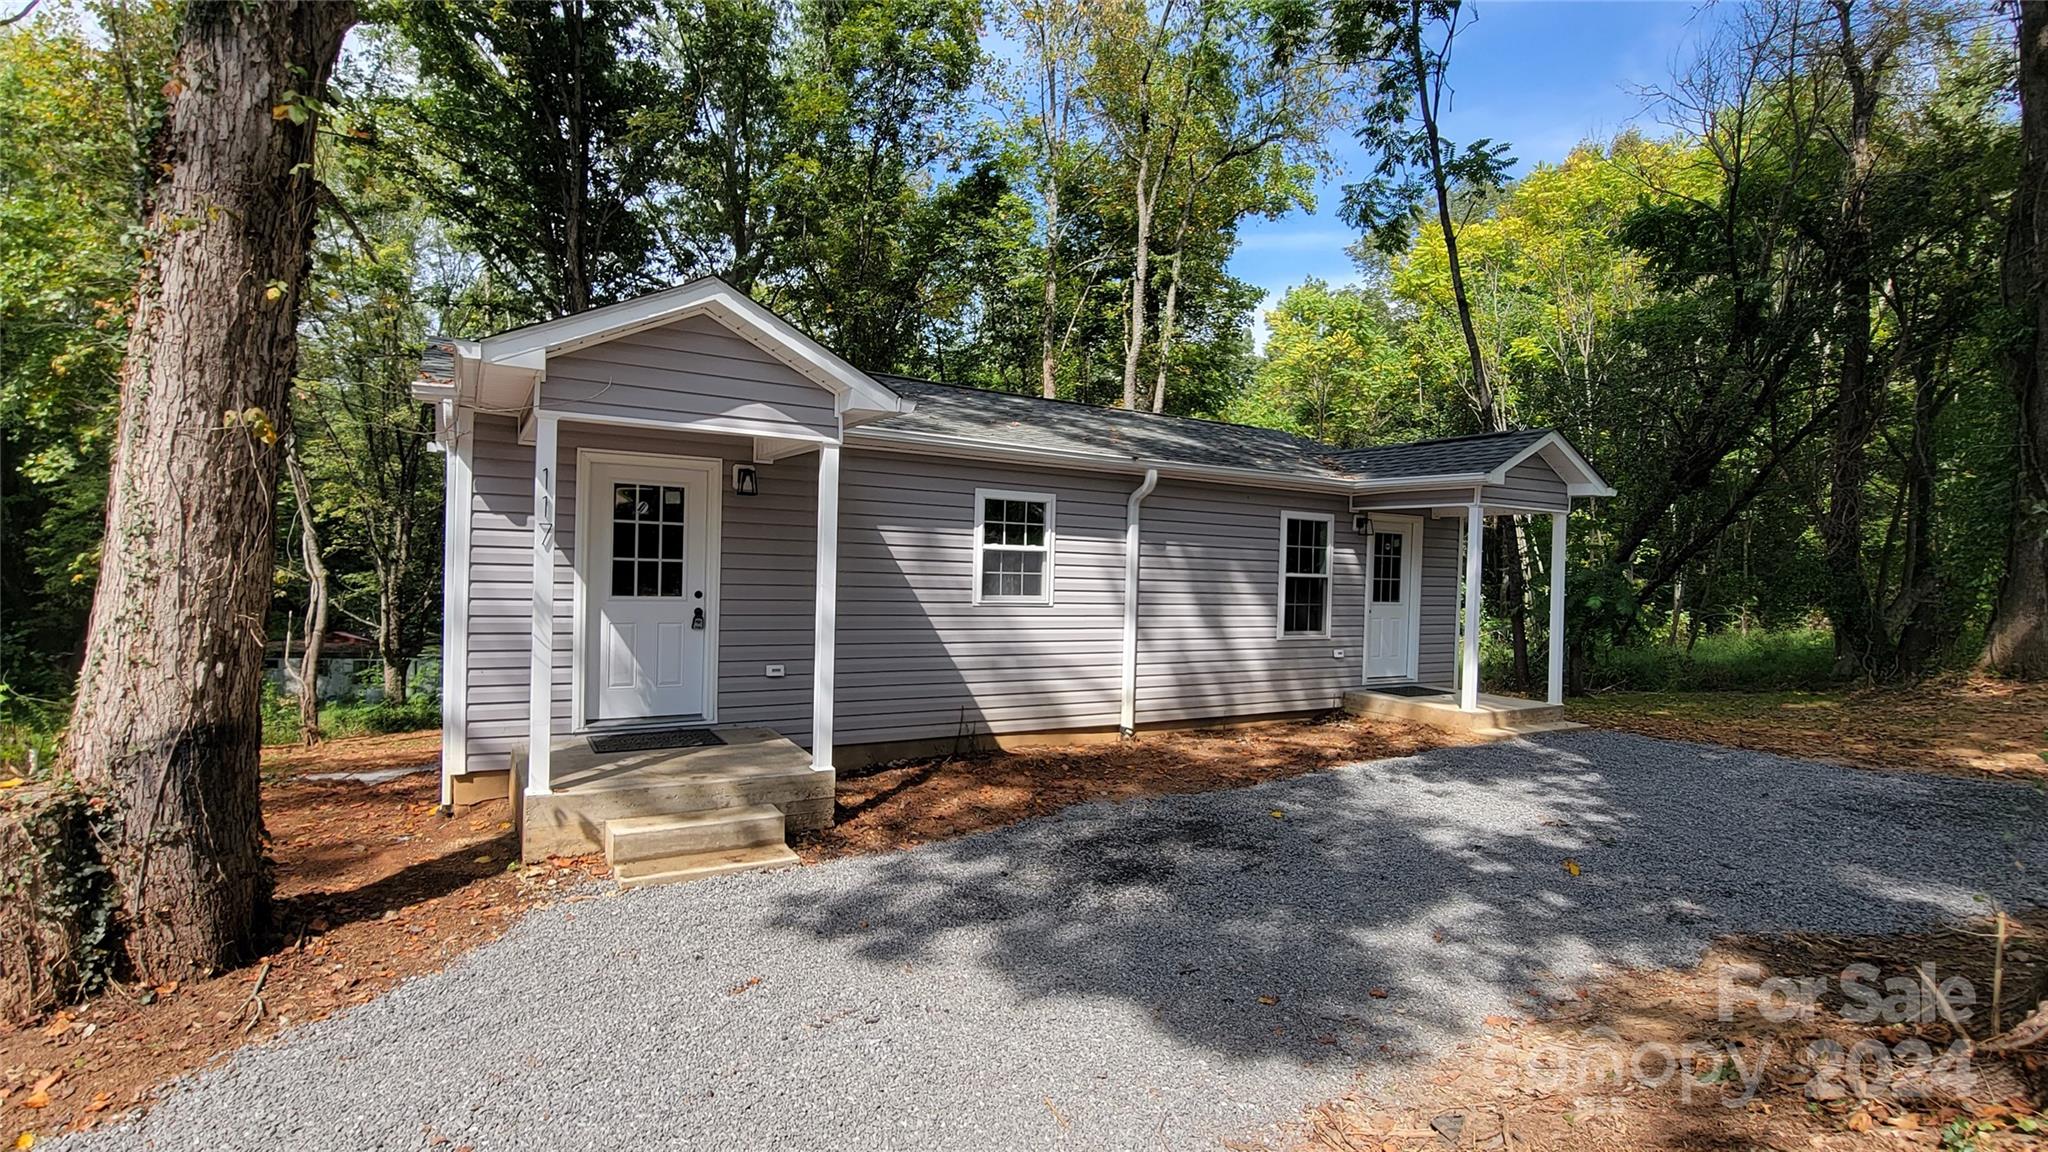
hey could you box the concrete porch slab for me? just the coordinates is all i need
[1341,686,1583,738]
[514,727,833,861]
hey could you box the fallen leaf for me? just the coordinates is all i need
[1269,809,1285,819]
[1369,987,1390,999]
[1257,995,1279,1006]
[38,1012,73,1039]
[1845,1110,1873,1133]
[15,1132,33,1150]
[1562,858,1582,877]
[83,1093,112,1114]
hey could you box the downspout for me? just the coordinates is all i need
[1120,468,1159,737]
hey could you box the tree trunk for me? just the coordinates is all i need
[1819,0,1891,680]
[285,442,328,745]
[1407,0,1495,428]
[1504,518,1533,692]
[1987,0,2048,680]
[1150,247,1184,414]
[1041,184,1060,399]
[1889,342,1946,676]
[58,0,355,983]
[1122,152,1152,410]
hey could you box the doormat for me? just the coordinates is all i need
[1370,684,1447,698]
[588,728,726,754]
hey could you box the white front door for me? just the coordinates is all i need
[585,459,714,722]
[1364,522,1418,680]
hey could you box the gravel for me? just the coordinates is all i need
[66,730,2048,1152]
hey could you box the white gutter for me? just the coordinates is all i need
[1119,468,1159,737]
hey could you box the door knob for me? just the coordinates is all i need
[691,607,706,630]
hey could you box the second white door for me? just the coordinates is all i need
[586,459,713,723]
[1364,522,1417,680]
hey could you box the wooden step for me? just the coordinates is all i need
[603,803,785,866]
[614,842,801,890]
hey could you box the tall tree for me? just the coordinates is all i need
[61,0,355,980]
[1332,0,1513,431]
[1000,0,1089,398]
[386,0,665,319]
[298,61,445,705]
[1987,0,2048,679]
[644,0,789,289]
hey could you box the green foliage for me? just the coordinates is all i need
[0,1,177,696]
[377,0,670,319]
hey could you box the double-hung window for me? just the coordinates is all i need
[974,489,1055,604]
[1278,511,1333,638]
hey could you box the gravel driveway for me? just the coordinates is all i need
[69,730,2048,1152]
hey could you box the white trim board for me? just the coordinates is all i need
[570,447,725,732]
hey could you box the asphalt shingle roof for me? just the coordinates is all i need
[418,335,1566,487]
[870,375,1354,477]
[869,375,1554,485]
[1330,429,1551,482]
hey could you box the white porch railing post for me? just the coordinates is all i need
[527,412,558,795]
[1548,511,1567,706]
[1460,502,1484,712]
[811,443,840,772]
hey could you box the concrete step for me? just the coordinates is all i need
[1474,719,1588,738]
[614,842,801,890]
[603,803,785,866]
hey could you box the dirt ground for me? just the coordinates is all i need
[8,705,2042,1145]
[1569,676,2048,781]
[0,748,608,1142]
[1296,920,2048,1152]
[0,712,1462,1140]
[794,712,1474,862]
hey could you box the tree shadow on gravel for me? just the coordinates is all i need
[767,730,2048,1068]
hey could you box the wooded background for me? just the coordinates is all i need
[3,0,2042,748]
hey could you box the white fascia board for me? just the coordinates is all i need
[1488,432,1615,498]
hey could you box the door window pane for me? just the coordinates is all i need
[610,482,687,597]
[1372,532,1403,604]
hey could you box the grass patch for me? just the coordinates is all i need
[1583,628,1836,693]
[262,682,439,746]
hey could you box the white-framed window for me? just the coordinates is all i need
[1277,511,1333,638]
[973,488,1056,605]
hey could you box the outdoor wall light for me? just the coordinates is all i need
[732,464,759,496]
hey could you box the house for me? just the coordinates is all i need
[414,276,1612,884]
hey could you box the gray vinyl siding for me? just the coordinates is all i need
[1354,486,1477,511]
[833,449,1132,745]
[1490,457,1569,510]
[1134,481,1364,725]
[458,414,816,773]
[1417,516,1460,688]
[463,413,538,772]
[541,313,840,439]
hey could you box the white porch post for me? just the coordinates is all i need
[811,443,840,772]
[438,404,473,806]
[1460,502,1484,711]
[1548,511,1567,706]
[526,411,558,795]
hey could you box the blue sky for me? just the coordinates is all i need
[1234,0,1730,336]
